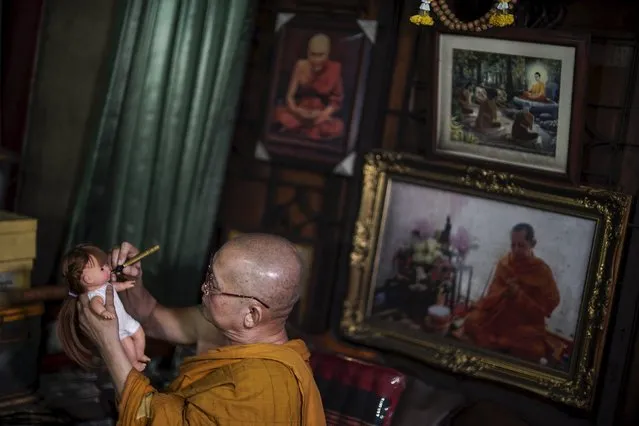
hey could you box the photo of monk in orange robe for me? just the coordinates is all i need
[463,223,560,363]
[273,33,345,141]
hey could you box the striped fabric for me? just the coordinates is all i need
[311,352,407,426]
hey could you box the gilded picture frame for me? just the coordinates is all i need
[340,151,631,409]
[226,229,315,326]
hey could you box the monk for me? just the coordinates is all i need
[463,223,560,363]
[474,88,501,130]
[521,72,548,102]
[511,107,539,142]
[77,234,326,425]
[457,82,474,115]
[273,33,345,140]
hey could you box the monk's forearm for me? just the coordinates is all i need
[143,305,201,345]
[117,280,176,342]
[120,279,201,344]
[119,279,158,325]
[288,101,310,119]
[286,96,300,113]
[99,340,133,396]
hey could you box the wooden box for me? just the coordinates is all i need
[0,259,33,291]
[0,211,36,290]
[0,303,44,406]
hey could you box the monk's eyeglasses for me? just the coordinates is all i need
[202,266,270,309]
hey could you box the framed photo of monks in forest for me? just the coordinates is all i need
[340,151,631,409]
[254,13,376,176]
[429,30,589,183]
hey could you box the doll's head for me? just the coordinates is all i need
[56,243,110,369]
[62,244,110,295]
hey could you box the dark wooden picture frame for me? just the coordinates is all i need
[427,28,589,183]
[254,13,376,176]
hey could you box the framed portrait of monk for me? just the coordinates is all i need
[255,14,376,176]
[340,151,631,410]
[428,30,588,183]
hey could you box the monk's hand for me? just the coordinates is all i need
[307,109,320,119]
[109,241,143,282]
[297,108,315,120]
[315,110,331,124]
[505,278,519,297]
[77,285,120,348]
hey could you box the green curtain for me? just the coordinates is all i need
[64,0,254,306]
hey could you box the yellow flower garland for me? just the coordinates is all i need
[410,0,515,31]
[410,1,435,26]
[489,1,515,27]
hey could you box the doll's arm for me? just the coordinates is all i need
[90,296,116,320]
[113,281,135,293]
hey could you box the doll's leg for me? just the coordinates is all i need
[131,326,151,362]
[121,336,146,371]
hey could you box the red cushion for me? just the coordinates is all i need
[310,351,407,426]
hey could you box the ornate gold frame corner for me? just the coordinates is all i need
[340,150,632,409]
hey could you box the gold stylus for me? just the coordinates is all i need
[113,244,160,274]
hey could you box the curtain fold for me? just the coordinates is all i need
[64,0,254,306]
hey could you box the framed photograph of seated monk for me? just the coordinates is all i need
[429,30,589,183]
[340,151,631,409]
[226,229,315,327]
[254,13,376,176]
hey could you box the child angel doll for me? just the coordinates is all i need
[56,243,150,371]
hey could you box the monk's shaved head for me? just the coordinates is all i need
[512,223,535,243]
[308,33,330,53]
[213,233,303,317]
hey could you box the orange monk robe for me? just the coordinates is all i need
[464,254,560,362]
[275,60,345,140]
[511,110,539,142]
[528,82,545,98]
[522,81,548,102]
[118,339,326,425]
[474,99,500,130]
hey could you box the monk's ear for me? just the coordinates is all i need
[243,304,263,329]
[530,238,537,248]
